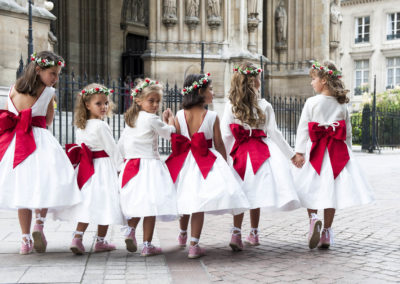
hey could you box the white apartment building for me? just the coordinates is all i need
[340,0,400,110]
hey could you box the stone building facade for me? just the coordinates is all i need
[340,0,400,110]
[0,0,56,106]
[0,0,340,113]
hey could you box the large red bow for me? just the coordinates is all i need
[308,120,349,179]
[165,133,216,183]
[121,158,140,188]
[229,124,271,180]
[0,109,46,168]
[65,143,109,189]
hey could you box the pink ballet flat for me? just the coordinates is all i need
[318,228,334,249]
[308,213,322,249]
[141,243,162,256]
[244,228,260,246]
[32,224,47,253]
[178,231,187,248]
[188,244,206,259]
[123,227,137,253]
[229,227,243,251]
[20,234,33,255]
[70,238,85,255]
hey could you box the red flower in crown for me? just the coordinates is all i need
[110,89,114,93]
[206,72,210,76]
[183,88,187,92]
[81,90,86,94]
[320,66,324,70]
[328,70,333,75]
[156,81,159,84]
[246,70,251,74]
[193,84,198,89]
[312,64,316,68]
[57,61,62,66]
[257,68,262,73]
[135,89,139,93]
[41,59,46,63]
[233,68,238,71]
[203,79,207,84]
[95,87,100,92]
[145,78,150,83]
[31,57,35,61]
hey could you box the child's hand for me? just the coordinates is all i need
[162,109,172,123]
[291,153,305,168]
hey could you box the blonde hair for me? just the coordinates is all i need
[74,83,115,129]
[309,60,349,104]
[228,61,265,128]
[124,79,163,128]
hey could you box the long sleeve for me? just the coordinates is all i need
[149,114,175,140]
[264,102,295,160]
[98,122,124,171]
[220,102,236,161]
[345,106,352,148]
[295,99,311,154]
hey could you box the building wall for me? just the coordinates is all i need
[340,0,400,110]
[0,0,55,108]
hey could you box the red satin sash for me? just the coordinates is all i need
[308,120,350,179]
[0,109,46,168]
[121,158,140,188]
[229,123,271,180]
[165,133,216,183]
[65,143,109,189]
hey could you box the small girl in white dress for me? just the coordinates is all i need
[56,83,125,255]
[221,62,301,251]
[0,51,81,254]
[293,61,374,249]
[118,78,178,257]
[166,73,249,259]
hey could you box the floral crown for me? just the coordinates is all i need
[30,52,65,68]
[80,86,114,96]
[311,61,342,78]
[132,78,159,97]
[182,72,211,96]
[233,66,262,75]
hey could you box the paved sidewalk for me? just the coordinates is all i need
[0,151,399,283]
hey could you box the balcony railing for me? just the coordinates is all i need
[355,36,370,43]
[387,33,400,40]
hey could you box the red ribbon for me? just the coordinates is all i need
[121,158,140,188]
[65,143,109,189]
[308,120,350,179]
[229,124,271,180]
[0,109,46,168]
[165,133,216,183]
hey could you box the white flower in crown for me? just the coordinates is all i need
[182,72,211,96]
[30,52,65,68]
[80,87,114,96]
[132,78,159,97]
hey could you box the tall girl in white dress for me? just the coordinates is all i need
[56,83,125,255]
[221,62,301,251]
[293,61,374,249]
[166,73,249,259]
[0,51,81,254]
[118,79,178,257]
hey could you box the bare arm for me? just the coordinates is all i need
[174,116,181,135]
[4,101,8,110]
[45,96,55,126]
[213,116,227,160]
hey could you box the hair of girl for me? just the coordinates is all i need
[182,74,212,109]
[74,83,115,129]
[309,60,349,104]
[228,61,265,128]
[124,78,163,128]
[15,50,64,97]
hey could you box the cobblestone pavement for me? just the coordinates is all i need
[0,151,399,283]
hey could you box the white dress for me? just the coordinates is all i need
[55,119,125,225]
[0,86,81,210]
[221,99,300,211]
[169,110,250,215]
[118,111,178,221]
[293,95,374,210]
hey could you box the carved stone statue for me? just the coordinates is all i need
[186,0,199,18]
[248,0,258,19]
[207,0,220,18]
[275,0,287,49]
[330,0,341,46]
[163,0,177,27]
